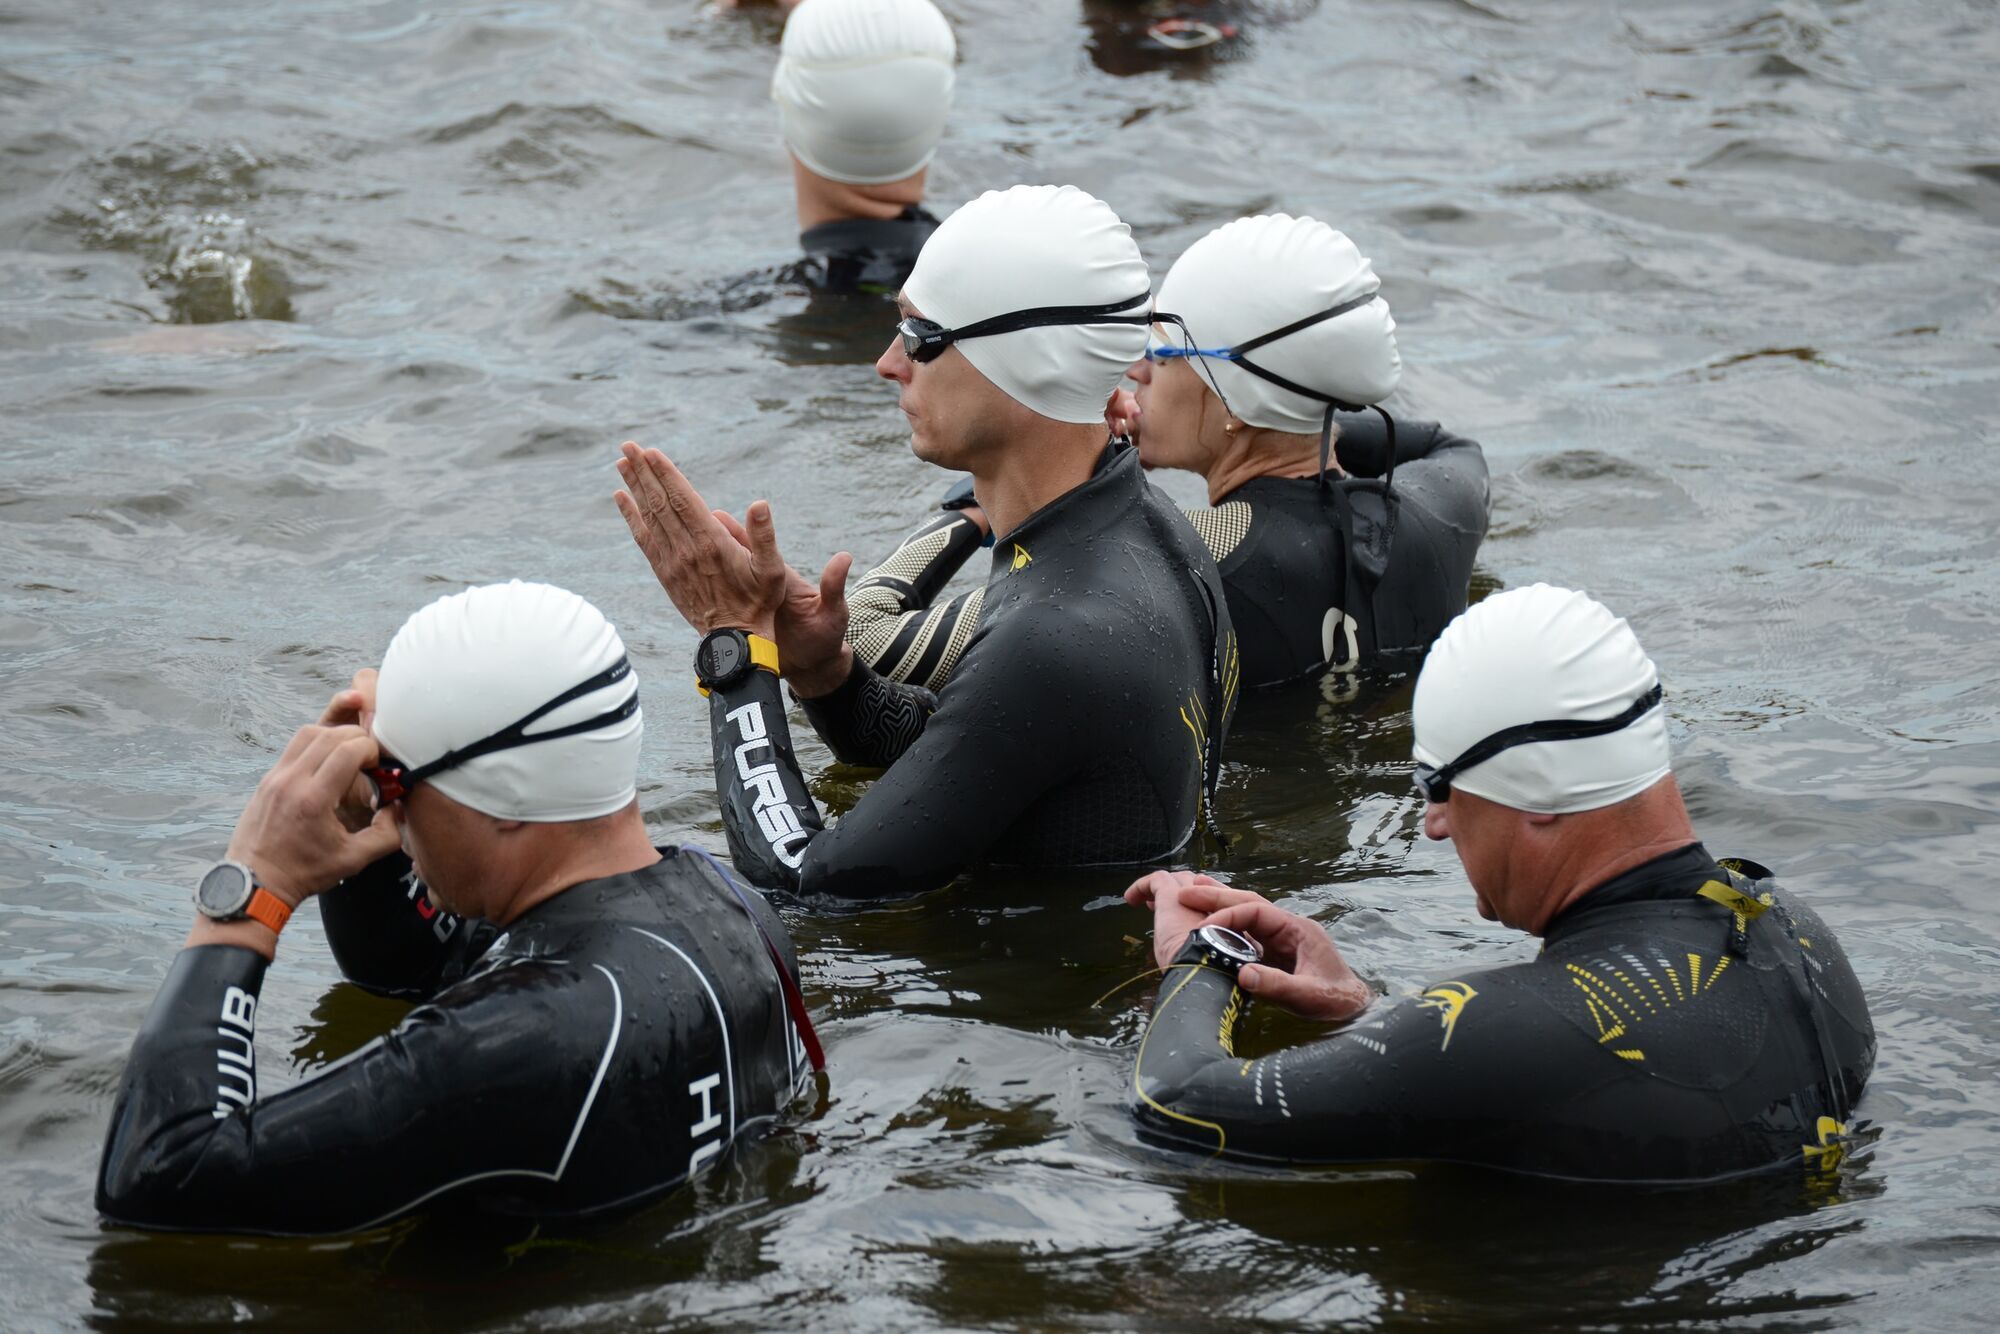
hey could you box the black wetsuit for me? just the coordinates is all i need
[849,415,1487,692]
[708,440,1238,902]
[97,847,810,1235]
[1131,846,1876,1182]
[794,206,938,296]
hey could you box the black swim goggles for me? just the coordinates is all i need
[896,292,1156,365]
[1411,682,1664,804]
[364,657,638,805]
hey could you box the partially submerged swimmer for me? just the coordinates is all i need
[850,213,1490,691]
[772,0,954,294]
[1124,585,1876,1182]
[97,582,815,1234]
[616,185,1235,903]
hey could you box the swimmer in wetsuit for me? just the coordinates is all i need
[96,583,814,1235]
[1124,585,1875,1182]
[848,214,1489,691]
[615,185,1236,902]
[772,0,954,295]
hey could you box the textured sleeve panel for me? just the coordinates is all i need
[852,586,986,690]
[847,512,987,690]
[1182,502,1253,563]
[798,655,939,769]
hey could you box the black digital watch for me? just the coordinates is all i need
[695,628,779,694]
[1171,923,1264,977]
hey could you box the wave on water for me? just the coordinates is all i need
[51,140,297,323]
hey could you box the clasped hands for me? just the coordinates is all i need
[613,442,856,699]
[1124,870,1373,1023]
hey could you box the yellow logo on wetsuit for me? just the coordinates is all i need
[1418,981,1478,1051]
[1803,1115,1854,1173]
[1010,543,1032,571]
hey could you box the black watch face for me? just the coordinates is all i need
[196,863,252,917]
[700,632,748,684]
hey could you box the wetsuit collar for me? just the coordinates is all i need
[990,438,1138,573]
[798,205,938,254]
[1542,841,1720,944]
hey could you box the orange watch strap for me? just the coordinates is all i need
[244,887,293,935]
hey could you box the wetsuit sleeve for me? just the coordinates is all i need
[707,629,1096,901]
[97,945,602,1234]
[846,511,988,692]
[798,654,939,768]
[318,852,498,999]
[708,667,829,892]
[1131,959,1583,1164]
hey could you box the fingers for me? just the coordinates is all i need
[1177,881,1272,916]
[1196,899,1302,946]
[818,551,852,612]
[317,687,364,727]
[1235,964,1331,1015]
[1123,868,1183,907]
[351,803,404,864]
[746,500,786,590]
[713,508,752,549]
[316,732,382,794]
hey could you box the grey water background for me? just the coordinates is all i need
[1,0,1997,1325]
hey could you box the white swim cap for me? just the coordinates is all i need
[903,184,1152,425]
[373,581,643,823]
[772,0,956,186]
[1412,585,1670,815]
[1154,213,1401,433]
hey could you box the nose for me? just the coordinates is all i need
[877,336,912,383]
[1423,801,1450,841]
[1129,356,1153,385]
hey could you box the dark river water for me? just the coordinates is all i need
[4,0,1998,1327]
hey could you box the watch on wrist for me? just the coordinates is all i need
[193,860,293,934]
[695,628,780,696]
[1171,923,1263,977]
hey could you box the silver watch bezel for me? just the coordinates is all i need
[1195,923,1263,967]
[193,860,258,920]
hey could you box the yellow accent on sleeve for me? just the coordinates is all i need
[1131,966,1232,1156]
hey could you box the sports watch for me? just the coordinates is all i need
[695,628,780,695]
[1171,923,1263,977]
[193,860,293,934]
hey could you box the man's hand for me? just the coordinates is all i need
[225,724,403,907]
[317,669,380,832]
[1187,891,1373,1023]
[614,443,784,639]
[712,508,855,698]
[1124,870,1270,971]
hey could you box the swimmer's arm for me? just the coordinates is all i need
[319,852,497,999]
[798,654,939,768]
[1131,965,1449,1163]
[97,948,578,1234]
[846,510,989,692]
[707,663,829,893]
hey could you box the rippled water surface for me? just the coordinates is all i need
[4,0,1998,1327]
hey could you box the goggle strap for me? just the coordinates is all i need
[404,657,637,785]
[931,292,1156,346]
[1431,683,1666,790]
[1229,289,1382,356]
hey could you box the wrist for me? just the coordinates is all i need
[186,915,281,962]
[785,649,856,701]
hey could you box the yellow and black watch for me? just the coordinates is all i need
[695,628,780,697]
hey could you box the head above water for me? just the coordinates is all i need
[900,184,1153,426]
[373,580,644,822]
[772,0,956,187]
[1412,585,1688,933]
[1154,214,1400,429]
